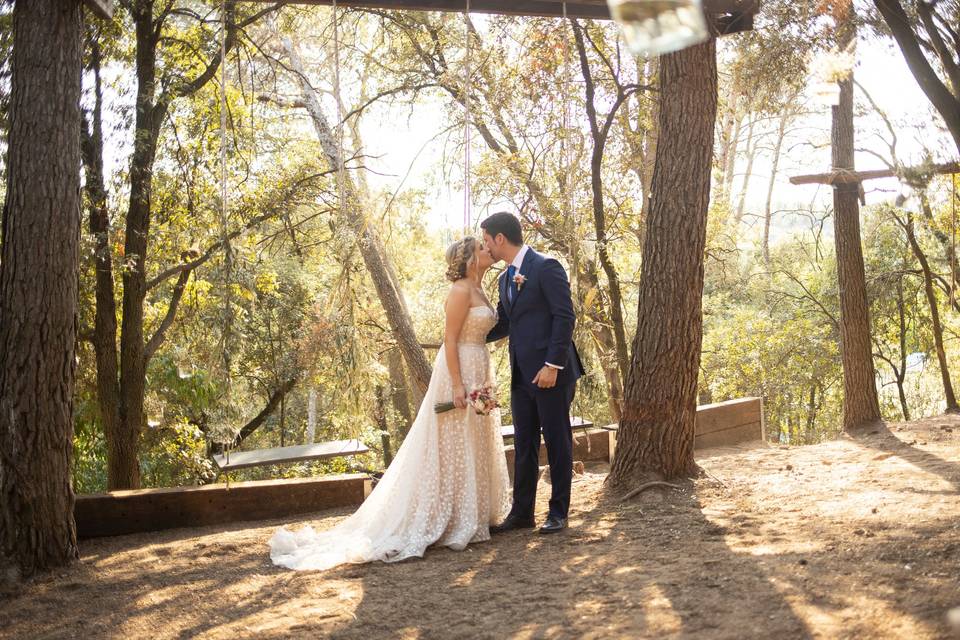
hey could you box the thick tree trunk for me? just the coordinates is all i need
[902,214,958,412]
[873,0,960,157]
[832,21,883,432]
[112,0,164,490]
[607,38,718,488]
[280,35,433,398]
[0,0,82,579]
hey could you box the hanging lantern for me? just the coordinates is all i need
[606,0,710,57]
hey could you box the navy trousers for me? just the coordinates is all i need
[509,381,576,520]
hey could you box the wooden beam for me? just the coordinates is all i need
[236,0,759,21]
[74,474,372,539]
[790,161,960,186]
[83,0,114,20]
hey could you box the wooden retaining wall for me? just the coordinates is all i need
[693,397,764,449]
[75,474,371,539]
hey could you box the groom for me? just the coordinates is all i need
[483,212,584,534]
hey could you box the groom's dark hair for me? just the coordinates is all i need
[480,212,523,246]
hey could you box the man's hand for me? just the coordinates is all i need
[532,366,558,389]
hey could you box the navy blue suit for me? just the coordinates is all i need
[486,248,584,520]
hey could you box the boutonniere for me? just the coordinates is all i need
[512,273,527,291]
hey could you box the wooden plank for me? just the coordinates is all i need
[237,0,758,21]
[500,416,593,439]
[789,161,960,186]
[694,421,762,449]
[75,474,371,539]
[83,0,114,20]
[212,439,369,471]
[695,397,762,435]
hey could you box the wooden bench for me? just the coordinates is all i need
[212,439,369,473]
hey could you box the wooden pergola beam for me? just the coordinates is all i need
[790,161,960,186]
[236,0,759,22]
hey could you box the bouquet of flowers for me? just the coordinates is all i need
[435,384,500,416]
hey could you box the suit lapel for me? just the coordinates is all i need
[511,249,537,310]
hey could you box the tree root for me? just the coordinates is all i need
[619,481,682,502]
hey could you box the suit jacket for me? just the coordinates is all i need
[486,248,585,388]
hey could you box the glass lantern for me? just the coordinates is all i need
[606,0,710,57]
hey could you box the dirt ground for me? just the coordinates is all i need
[2,414,959,639]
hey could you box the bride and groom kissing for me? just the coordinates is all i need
[270,211,585,571]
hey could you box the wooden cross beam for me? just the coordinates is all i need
[83,0,114,20]
[790,161,960,186]
[234,0,759,25]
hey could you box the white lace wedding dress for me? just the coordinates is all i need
[269,305,511,571]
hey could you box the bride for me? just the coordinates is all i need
[269,237,511,571]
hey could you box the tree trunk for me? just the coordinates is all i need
[894,277,910,421]
[832,19,883,431]
[280,34,433,399]
[387,348,414,439]
[0,0,82,579]
[79,35,123,484]
[375,385,393,466]
[902,213,958,412]
[573,22,631,385]
[872,0,960,157]
[715,81,739,213]
[94,1,278,489]
[607,37,718,488]
[112,0,163,490]
[762,109,790,265]
[306,387,318,443]
[733,115,757,225]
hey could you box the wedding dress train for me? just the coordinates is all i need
[269,306,510,570]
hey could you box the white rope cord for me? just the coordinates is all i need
[219,0,234,472]
[463,0,472,233]
[952,173,957,306]
[333,0,346,220]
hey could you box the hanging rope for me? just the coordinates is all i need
[218,0,235,473]
[463,0,472,233]
[333,0,346,221]
[952,172,957,307]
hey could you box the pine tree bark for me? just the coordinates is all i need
[0,0,82,579]
[832,18,883,431]
[607,37,718,488]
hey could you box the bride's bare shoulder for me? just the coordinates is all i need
[445,280,471,305]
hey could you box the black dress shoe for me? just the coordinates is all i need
[490,515,536,534]
[539,516,567,534]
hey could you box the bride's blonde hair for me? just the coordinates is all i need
[445,237,478,282]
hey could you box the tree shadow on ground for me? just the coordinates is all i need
[322,479,814,639]
[849,415,960,491]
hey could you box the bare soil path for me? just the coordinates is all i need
[2,414,959,639]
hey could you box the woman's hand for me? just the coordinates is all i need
[453,383,468,409]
